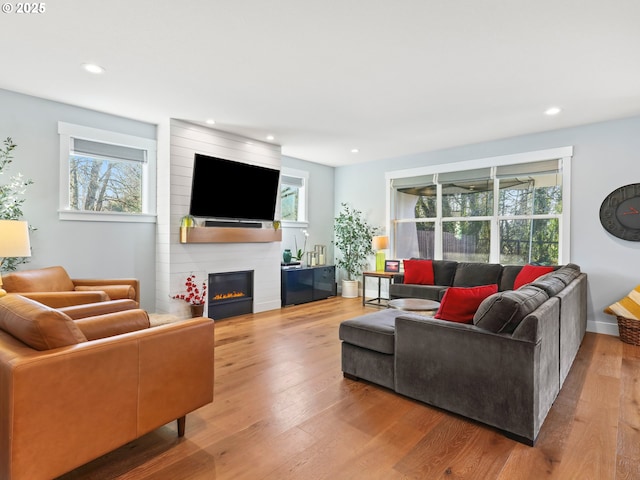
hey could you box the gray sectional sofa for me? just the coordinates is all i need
[339,262,587,445]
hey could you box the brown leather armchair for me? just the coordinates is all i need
[0,265,140,308]
[0,294,214,480]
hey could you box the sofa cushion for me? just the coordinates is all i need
[432,260,458,286]
[452,262,503,287]
[339,309,403,354]
[403,259,434,285]
[434,284,498,324]
[513,265,555,289]
[0,294,87,350]
[530,273,566,296]
[551,263,581,285]
[473,285,549,333]
[500,265,524,291]
[389,283,446,302]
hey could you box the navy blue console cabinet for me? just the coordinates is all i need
[281,265,336,306]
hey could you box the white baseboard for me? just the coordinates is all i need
[587,319,619,337]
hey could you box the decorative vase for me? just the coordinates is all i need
[341,279,359,298]
[190,303,205,318]
[283,249,292,263]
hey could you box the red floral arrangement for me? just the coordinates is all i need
[172,274,207,305]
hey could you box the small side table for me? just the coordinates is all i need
[362,271,396,307]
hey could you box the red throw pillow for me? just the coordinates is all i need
[403,259,434,285]
[513,265,555,289]
[435,284,498,324]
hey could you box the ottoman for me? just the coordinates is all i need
[339,309,405,389]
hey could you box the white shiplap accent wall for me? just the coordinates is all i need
[156,119,282,317]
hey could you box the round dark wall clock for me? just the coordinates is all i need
[600,183,640,241]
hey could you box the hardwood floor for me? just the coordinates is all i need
[59,297,640,479]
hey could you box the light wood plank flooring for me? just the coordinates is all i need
[59,296,640,479]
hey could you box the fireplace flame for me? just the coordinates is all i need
[213,291,246,300]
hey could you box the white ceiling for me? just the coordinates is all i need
[2,1,639,167]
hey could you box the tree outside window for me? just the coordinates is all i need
[70,154,142,212]
[58,122,156,222]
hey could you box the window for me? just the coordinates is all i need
[388,147,572,265]
[280,167,308,225]
[58,122,156,222]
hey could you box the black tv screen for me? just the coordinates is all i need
[188,153,280,222]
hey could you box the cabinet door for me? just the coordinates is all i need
[282,268,314,305]
[313,266,336,300]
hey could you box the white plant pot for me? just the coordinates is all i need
[341,279,359,298]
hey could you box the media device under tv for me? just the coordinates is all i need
[189,153,280,223]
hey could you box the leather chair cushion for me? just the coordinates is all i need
[74,309,150,340]
[0,294,87,350]
[59,299,139,319]
[1,265,75,292]
[74,284,136,300]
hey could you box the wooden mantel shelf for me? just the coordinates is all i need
[180,226,282,244]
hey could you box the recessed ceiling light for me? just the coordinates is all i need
[82,63,105,74]
[545,107,561,116]
[205,119,216,125]
[266,135,275,141]
[351,148,359,154]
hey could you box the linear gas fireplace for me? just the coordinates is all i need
[208,270,254,320]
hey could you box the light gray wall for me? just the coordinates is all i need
[0,89,157,310]
[281,155,336,266]
[335,115,640,335]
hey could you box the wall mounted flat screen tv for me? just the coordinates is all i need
[189,153,280,222]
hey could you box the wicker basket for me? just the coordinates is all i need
[617,316,640,346]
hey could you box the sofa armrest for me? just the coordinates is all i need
[16,291,110,308]
[0,317,213,480]
[72,278,140,304]
[74,309,150,340]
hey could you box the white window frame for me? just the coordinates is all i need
[58,122,157,223]
[280,167,309,227]
[385,146,573,264]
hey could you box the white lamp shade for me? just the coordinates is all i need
[372,235,389,251]
[0,220,31,257]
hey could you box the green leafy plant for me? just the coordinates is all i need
[0,137,34,271]
[333,203,377,280]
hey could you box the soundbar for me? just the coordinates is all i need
[204,220,262,228]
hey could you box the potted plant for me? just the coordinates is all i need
[333,203,377,298]
[172,274,207,317]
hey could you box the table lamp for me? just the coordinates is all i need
[0,220,31,297]
[372,235,389,272]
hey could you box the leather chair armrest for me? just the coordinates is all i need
[72,278,140,303]
[74,309,150,341]
[16,291,110,308]
[59,299,139,319]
